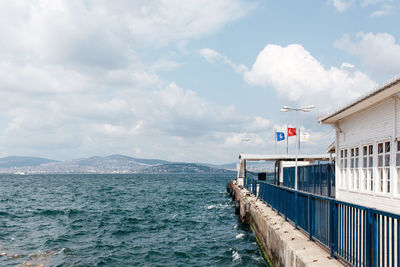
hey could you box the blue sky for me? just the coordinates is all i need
[0,0,399,163]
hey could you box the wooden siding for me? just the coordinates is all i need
[338,97,395,147]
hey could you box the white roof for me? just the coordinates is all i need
[239,153,331,161]
[320,75,400,124]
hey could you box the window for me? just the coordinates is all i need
[368,145,374,192]
[343,149,348,189]
[350,148,355,189]
[378,143,383,192]
[362,145,374,192]
[385,142,390,193]
[378,141,391,193]
[355,147,359,190]
[363,146,368,191]
[340,149,346,188]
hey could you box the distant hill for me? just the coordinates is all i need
[54,154,171,173]
[0,154,234,174]
[0,156,58,168]
[200,162,237,171]
[142,163,235,174]
[215,162,237,170]
[105,154,171,165]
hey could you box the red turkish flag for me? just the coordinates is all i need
[287,127,296,136]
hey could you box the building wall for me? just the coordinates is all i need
[338,97,395,146]
[335,96,400,214]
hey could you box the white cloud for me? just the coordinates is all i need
[123,0,253,47]
[361,0,384,6]
[327,0,355,12]
[0,78,271,162]
[370,4,394,17]
[199,48,248,74]
[130,82,270,137]
[0,0,258,163]
[0,0,252,60]
[150,59,182,72]
[335,32,400,76]
[244,44,377,113]
[327,0,394,16]
[223,133,266,147]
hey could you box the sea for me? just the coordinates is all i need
[0,173,266,266]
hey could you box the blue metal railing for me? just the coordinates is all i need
[243,177,400,267]
[283,163,335,198]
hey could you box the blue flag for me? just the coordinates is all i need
[277,132,285,141]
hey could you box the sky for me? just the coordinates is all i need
[0,0,399,164]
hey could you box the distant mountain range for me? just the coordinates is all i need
[0,156,58,168]
[0,155,236,174]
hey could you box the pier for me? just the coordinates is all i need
[228,75,400,267]
[227,180,342,267]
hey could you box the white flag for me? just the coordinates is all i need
[300,132,310,142]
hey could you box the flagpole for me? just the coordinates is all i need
[299,128,301,153]
[280,105,315,191]
[295,111,298,190]
[286,124,288,154]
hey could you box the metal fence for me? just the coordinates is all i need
[246,171,275,183]
[244,177,400,267]
[282,163,335,198]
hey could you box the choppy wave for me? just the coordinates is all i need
[206,203,230,210]
[0,174,266,266]
[232,250,242,262]
[236,233,245,239]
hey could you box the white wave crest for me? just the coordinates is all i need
[235,233,245,239]
[206,204,229,210]
[232,250,241,262]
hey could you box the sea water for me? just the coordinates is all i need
[0,174,266,266]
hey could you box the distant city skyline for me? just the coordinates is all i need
[0,1,399,164]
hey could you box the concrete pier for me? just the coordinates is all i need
[227,181,343,267]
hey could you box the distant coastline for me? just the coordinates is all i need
[0,155,236,175]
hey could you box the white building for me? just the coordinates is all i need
[320,76,400,214]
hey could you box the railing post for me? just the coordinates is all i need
[330,199,338,258]
[285,189,288,221]
[295,191,298,229]
[328,164,332,198]
[366,208,377,267]
[308,195,312,240]
[372,211,377,267]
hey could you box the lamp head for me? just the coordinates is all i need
[302,105,315,112]
[280,106,290,112]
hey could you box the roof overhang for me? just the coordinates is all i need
[326,141,335,154]
[320,76,400,124]
[239,153,331,161]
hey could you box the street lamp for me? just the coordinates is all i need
[280,105,315,190]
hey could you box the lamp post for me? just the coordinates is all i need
[280,105,315,190]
